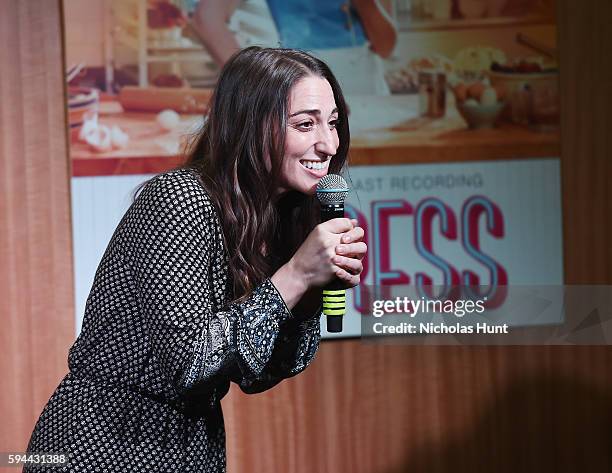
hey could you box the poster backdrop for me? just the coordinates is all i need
[72,158,562,337]
[331,158,562,337]
[64,0,561,338]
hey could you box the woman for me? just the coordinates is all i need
[191,0,395,94]
[25,47,366,472]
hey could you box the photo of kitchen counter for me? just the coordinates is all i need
[71,93,559,177]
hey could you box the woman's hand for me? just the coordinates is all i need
[290,218,357,288]
[271,218,365,309]
[332,218,367,289]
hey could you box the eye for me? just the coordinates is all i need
[295,120,314,130]
[329,118,340,129]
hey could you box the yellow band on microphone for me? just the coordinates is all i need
[323,308,345,316]
[322,302,345,308]
[323,289,345,295]
[323,289,346,316]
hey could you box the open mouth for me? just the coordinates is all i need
[299,159,330,172]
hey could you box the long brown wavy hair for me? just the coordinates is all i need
[136,47,350,301]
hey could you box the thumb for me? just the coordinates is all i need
[322,218,353,234]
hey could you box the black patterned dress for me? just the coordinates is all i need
[25,168,321,472]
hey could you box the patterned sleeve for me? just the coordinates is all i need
[234,304,322,394]
[121,172,317,395]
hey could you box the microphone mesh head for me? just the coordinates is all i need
[316,174,349,205]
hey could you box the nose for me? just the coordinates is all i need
[315,123,339,158]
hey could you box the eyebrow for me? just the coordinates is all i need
[289,107,338,118]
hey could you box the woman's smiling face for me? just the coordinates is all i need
[276,75,340,196]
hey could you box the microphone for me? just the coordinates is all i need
[316,174,349,333]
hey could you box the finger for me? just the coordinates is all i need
[322,218,354,234]
[334,267,360,287]
[340,226,364,244]
[335,242,367,257]
[333,255,363,275]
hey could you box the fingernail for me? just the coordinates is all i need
[336,245,345,253]
[343,235,351,243]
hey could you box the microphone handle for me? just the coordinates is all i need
[321,203,345,333]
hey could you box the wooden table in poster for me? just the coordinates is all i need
[71,99,560,177]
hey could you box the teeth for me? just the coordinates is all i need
[301,160,327,170]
